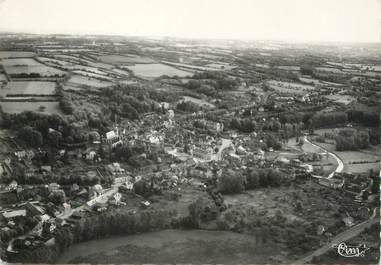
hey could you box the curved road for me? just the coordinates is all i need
[303,136,344,179]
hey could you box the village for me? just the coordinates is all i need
[0,34,379,264]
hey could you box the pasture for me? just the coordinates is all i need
[98,54,155,64]
[67,75,113,88]
[72,70,113,80]
[267,80,314,95]
[1,58,41,66]
[0,73,7,82]
[2,81,56,96]
[3,65,65,77]
[325,94,355,105]
[0,101,62,115]
[1,58,66,77]
[276,66,300,71]
[0,51,36,59]
[182,96,215,108]
[127,63,191,79]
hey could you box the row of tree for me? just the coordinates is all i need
[217,168,284,194]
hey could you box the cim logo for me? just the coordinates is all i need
[333,242,369,258]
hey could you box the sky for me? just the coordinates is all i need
[0,0,380,43]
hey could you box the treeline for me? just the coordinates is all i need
[0,111,89,148]
[280,110,379,130]
[101,86,162,121]
[347,110,380,127]
[184,71,239,95]
[6,209,179,263]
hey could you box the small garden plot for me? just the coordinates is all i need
[3,81,56,96]
[0,101,62,114]
[67,75,113,88]
[0,51,35,59]
[98,54,155,64]
[127,63,192,79]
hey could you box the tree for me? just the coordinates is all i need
[121,103,139,120]
[218,169,245,194]
[188,196,218,228]
[59,98,74,114]
[48,130,63,148]
[267,169,282,187]
[133,179,152,198]
[17,126,43,147]
[246,168,260,189]
[300,65,314,76]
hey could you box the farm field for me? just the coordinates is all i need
[267,80,314,95]
[0,51,36,58]
[255,63,270,69]
[58,229,277,265]
[1,58,41,66]
[182,96,215,108]
[67,75,113,88]
[325,94,355,105]
[127,63,192,79]
[315,67,344,74]
[162,61,217,72]
[1,81,56,96]
[62,84,82,91]
[3,65,65,77]
[0,101,62,114]
[98,54,155,64]
[275,65,300,71]
[299,76,343,87]
[203,63,236,70]
[0,73,7,82]
[38,57,75,67]
[72,70,113,80]
[111,68,130,76]
[1,58,66,77]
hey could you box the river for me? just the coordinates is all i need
[57,229,277,264]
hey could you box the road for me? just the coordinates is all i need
[211,138,232,161]
[303,136,344,178]
[294,208,379,264]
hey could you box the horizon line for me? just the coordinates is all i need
[0,30,380,46]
